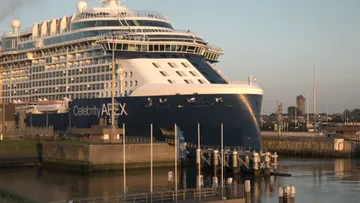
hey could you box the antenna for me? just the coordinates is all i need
[313,64,316,132]
[306,92,310,129]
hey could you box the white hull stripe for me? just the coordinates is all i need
[131,84,263,97]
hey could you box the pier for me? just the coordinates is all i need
[191,145,278,177]
[262,135,360,158]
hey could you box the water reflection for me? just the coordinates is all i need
[0,158,360,203]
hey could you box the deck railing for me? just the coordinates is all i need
[50,185,245,203]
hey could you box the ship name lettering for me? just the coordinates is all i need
[73,103,128,117]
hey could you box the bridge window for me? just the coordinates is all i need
[71,20,174,30]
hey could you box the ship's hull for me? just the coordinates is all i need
[27,93,263,150]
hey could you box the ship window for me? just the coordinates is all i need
[160,71,168,77]
[216,97,223,103]
[130,71,133,78]
[176,71,186,77]
[168,79,175,84]
[130,81,133,87]
[152,63,160,68]
[184,79,193,84]
[124,90,128,96]
[168,62,177,68]
[135,80,138,86]
[198,79,206,84]
[181,62,189,68]
[125,81,128,87]
[189,71,198,77]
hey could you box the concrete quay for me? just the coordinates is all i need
[42,142,175,174]
[261,135,360,158]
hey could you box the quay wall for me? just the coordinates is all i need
[261,131,320,137]
[43,143,175,173]
[261,136,360,158]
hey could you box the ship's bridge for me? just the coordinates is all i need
[73,0,171,29]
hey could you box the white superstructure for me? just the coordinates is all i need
[0,0,262,106]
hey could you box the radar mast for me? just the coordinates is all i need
[100,0,125,7]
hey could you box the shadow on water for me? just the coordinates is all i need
[1,158,360,203]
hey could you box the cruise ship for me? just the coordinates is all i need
[0,0,264,150]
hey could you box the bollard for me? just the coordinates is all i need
[232,178,238,197]
[196,149,201,166]
[196,149,202,189]
[265,152,271,176]
[285,185,291,201]
[253,152,260,176]
[227,177,233,185]
[214,150,219,176]
[290,185,296,203]
[232,151,238,168]
[197,175,204,188]
[245,155,250,170]
[232,151,240,173]
[212,176,218,188]
[278,185,284,203]
[245,180,251,203]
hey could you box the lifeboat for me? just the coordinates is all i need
[37,100,63,113]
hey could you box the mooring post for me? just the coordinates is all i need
[253,152,260,176]
[278,185,284,203]
[214,150,219,177]
[245,155,250,170]
[265,152,271,176]
[290,185,296,203]
[284,185,291,203]
[245,180,251,203]
[212,176,218,188]
[232,151,239,173]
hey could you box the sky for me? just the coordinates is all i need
[0,0,359,115]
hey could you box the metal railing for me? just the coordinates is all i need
[74,10,168,21]
[50,185,244,203]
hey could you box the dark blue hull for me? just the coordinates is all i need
[27,93,263,150]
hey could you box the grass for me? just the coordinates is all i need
[0,140,38,153]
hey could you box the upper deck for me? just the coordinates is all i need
[0,0,222,60]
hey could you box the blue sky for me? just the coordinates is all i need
[1,0,359,114]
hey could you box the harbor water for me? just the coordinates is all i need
[0,158,359,203]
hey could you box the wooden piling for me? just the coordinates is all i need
[245,180,251,203]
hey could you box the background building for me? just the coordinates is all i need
[296,95,306,116]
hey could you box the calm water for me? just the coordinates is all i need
[0,158,360,203]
